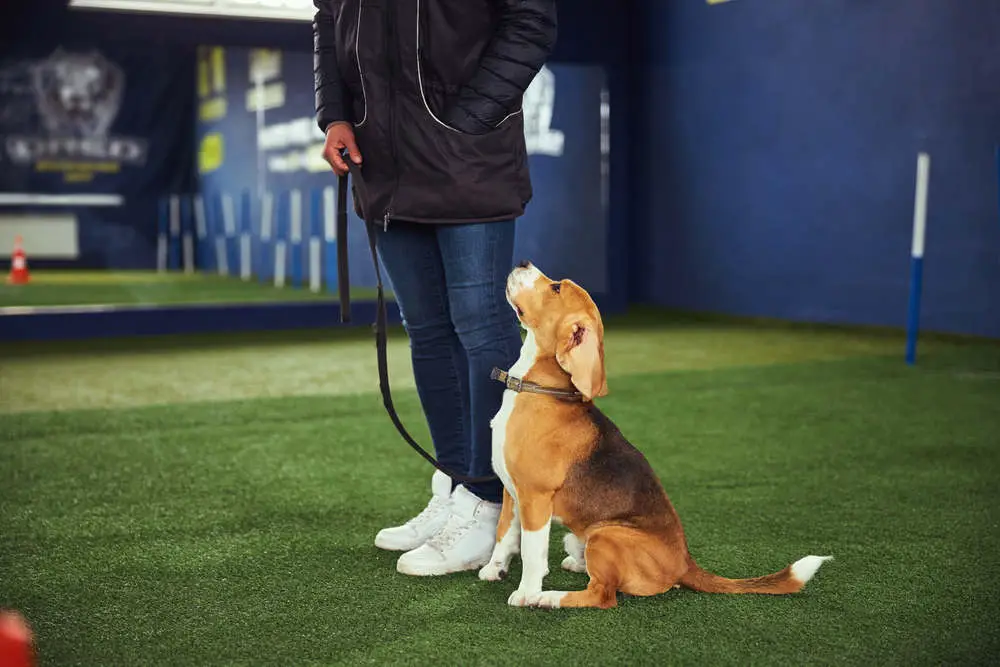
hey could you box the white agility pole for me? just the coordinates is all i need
[290,188,303,287]
[323,185,337,292]
[274,240,286,288]
[259,191,273,284]
[222,193,236,237]
[215,236,229,277]
[323,186,336,242]
[240,232,252,281]
[905,152,930,365]
[309,238,322,292]
[218,193,236,277]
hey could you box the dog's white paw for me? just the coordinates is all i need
[478,561,507,582]
[507,588,541,607]
[536,591,566,609]
[561,556,586,573]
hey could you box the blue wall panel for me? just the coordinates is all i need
[632,0,1000,338]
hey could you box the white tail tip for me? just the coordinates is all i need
[791,555,833,584]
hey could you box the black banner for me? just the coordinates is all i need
[0,45,194,197]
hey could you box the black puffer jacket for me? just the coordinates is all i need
[313,0,557,225]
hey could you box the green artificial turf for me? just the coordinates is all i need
[0,270,386,308]
[1,314,999,665]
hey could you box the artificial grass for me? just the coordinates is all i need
[0,270,386,308]
[0,308,988,415]
[1,323,999,665]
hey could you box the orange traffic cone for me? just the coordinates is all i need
[0,610,35,667]
[6,235,30,285]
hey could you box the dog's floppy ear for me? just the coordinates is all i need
[556,318,608,401]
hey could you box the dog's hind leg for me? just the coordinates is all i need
[561,532,587,573]
[537,526,683,609]
[537,528,621,609]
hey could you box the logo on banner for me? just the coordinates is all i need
[523,65,564,157]
[3,49,148,182]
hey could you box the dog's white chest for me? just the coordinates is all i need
[490,330,537,503]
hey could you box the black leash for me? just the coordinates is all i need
[335,152,499,485]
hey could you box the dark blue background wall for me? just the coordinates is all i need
[3,0,998,338]
[631,0,1000,338]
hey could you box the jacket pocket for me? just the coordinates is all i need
[417,77,524,137]
[335,0,380,128]
[399,92,529,219]
[415,0,507,134]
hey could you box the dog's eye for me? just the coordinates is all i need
[550,283,561,294]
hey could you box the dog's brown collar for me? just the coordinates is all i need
[490,367,585,401]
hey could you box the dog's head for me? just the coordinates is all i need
[506,261,608,401]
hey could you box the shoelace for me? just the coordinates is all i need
[425,513,476,552]
[407,495,450,529]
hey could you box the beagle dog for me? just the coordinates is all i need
[479,261,831,609]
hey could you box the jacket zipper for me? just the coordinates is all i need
[383,2,399,230]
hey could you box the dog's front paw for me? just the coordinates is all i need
[561,556,586,573]
[507,588,541,607]
[478,561,507,582]
[536,590,567,609]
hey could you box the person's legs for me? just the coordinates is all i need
[394,220,522,576]
[371,221,470,552]
[374,220,471,475]
[436,220,522,503]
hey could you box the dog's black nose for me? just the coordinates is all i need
[516,260,532,269]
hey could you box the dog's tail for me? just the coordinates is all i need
[679,554,832,595]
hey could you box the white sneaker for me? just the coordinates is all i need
[395,485,501,576]
[374,470,453,552]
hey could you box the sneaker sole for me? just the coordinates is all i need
[374,538,422,552]
[396,555,491,577]
[374,523,448,552]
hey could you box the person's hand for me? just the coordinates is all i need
[323,121,362,176]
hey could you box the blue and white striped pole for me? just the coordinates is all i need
[258,191,274,284]
[905,152,930,366]
[221,192,238,278]
[289,188,304,288]
[210,192,229,277]
[308,188,323,293]
[274,190,288,289]
[239,189,253,281]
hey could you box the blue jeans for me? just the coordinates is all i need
[375,220,522,504]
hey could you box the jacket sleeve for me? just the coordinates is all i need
[442,0,558,134]
[314,0,350,132]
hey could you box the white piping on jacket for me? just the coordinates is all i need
[415,0,522,134]
[354,1,368,127]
